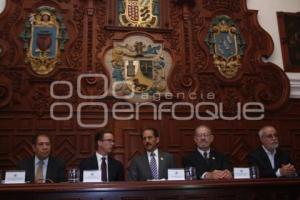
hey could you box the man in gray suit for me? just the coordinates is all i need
[128,128,176,181]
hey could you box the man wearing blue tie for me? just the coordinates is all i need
[128,128,176,181]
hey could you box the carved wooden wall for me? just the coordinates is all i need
[0,0,299,175]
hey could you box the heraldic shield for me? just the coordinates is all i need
[205,15,246,79]
[104,35,172,102]
[118,0,160,28]
[20,6,68,75]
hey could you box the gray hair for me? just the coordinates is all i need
[258,125,276,138]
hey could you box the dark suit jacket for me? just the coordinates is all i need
[247,146,297,178]
[17,156,65,183]
[183,150,231,179]
[79,154,124,181]
[128,150,176,181]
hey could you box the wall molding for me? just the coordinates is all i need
[288,73,300,98]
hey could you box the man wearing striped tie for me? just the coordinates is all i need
[128,128,176,181]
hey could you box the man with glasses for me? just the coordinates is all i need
[183,125,232,179]
[128,128,176,181]
[247,125,298,178]
[79,130,124,181]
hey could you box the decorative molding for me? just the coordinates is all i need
[287,73,300,99]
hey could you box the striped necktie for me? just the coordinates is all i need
[150,152,158,179]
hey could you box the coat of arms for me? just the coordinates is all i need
[104,35,172,101]
[205,15,246,79]
[118,0,160,28]
[20,6,68,75]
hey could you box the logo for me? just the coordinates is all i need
[50,73,265,128]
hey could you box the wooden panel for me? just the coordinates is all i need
[0,180,300,200]
[0,0,298,173]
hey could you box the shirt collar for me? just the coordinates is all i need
[34,156,49,166]
[262,145,276,155]
[197,148,210,156]
[147,148,158,157]
[96,152,108,160]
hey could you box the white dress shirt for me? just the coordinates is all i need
[96,152,109,181]
[262,146,281,177]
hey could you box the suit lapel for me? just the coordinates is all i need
[195,151,209,169]
[259,147,274,169]
[143,153,153,179]
[158,151,165,179]
[46,157,51,180]
[274,151,281,170]
[28,157,35,181]
[208,150,216,169]
[107,157,115,181]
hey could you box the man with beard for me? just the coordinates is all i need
[79,130,124,181]
[247,126,298,178]
[17,133,65,183]
[128,128,176,181]
[183,125,232,179]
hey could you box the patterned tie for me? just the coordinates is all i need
[101,157,107,181]
[150,152,158,179]
[35,160,44,182]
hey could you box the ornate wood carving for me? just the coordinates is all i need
[277,12,300,72]
[0,0,298,173]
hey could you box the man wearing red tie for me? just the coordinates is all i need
[79,130,124,181]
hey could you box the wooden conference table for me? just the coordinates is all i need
[0,178,300,200]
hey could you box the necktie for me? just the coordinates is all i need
[203,151,209,161]
[35,160,44,182]
[150,152,158,179]
[101,157,107,181]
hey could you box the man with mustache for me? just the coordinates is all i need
[183,125,232,179]
[247,125,298,178]
[128,128,176,181]
[17,133,65,183]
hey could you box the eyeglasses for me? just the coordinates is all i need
[264,134,278,139]
[195,134,211,138]
[102,139,115,143]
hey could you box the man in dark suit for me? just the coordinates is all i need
[79,130,124,181]
[247,125,298,178]
[128,128,176,181]
[17,133,65,183]
[183,125,232,179]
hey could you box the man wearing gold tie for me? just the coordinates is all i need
[17,133,65,183]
